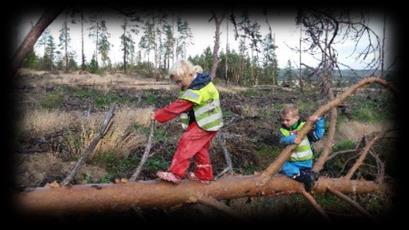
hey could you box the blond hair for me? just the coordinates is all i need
[169,60,195,80]
[280,104,299,118]
[193,65,203,74]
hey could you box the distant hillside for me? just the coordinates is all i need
[277,68,397,82]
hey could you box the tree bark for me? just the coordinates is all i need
[12,8,63,77]
[210,12,225,79]
[16,175,381,214]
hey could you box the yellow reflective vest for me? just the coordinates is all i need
[178,82,223,131]
[279,121,314,161]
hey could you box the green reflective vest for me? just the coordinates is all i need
[178,82,223,131]
[280,121,314,161]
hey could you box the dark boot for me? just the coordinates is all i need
[293,170,314,192]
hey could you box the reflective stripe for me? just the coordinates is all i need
[197,164,211,168]
[281,122,313,161]
[178,82,223,131]
[194,99,220,116]
[180,113,189,129]
[203,123,223,131]
[195,107,222,121]
[295,145,311,152]
[290,149,313,161]
[179,90,201,104]
[197,112,223,127]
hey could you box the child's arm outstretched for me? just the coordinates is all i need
[307,116,325,142]
[152,99,194,123]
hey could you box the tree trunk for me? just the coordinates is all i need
[16,175,381,214]
[12,8,63,77]
[210,12,225,79]
[64,14,68,72]
[123,18,127,73]
[81,11,85,71]
[225,19,229,84]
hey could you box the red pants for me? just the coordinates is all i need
[169,122,217,181]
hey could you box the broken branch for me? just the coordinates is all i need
[61,105,117,186]
[326,186,373,220]
[345,131,384,180]
[129,121,156,182]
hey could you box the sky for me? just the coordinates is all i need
[14,8,393,70]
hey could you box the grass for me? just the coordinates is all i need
[243,88,260,97]
[348,93,394,123]
[94,151,140,179]
[40,89,65,109]
[256,143,281,168]
[332,139,356,152]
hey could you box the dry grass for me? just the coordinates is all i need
[18,68,173,91]
[19,106,155,158]
[19,109,80,137]
[15,152,107,187]
[337,120,392,142]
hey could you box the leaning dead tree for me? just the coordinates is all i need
[12,8,63,77]
[15,77,394,215]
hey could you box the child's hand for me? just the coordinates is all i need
[309,115,320,122]
[294,136,302,144]
[150,111,155,120]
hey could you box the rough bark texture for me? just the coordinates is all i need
[15,175,380,214]
[12,8,63,77]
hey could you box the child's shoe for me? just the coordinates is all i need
[156,171,182,184]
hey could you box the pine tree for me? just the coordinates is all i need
[58,12,71,72]
[176,17,193,59]
[43,34,56,70]
[120,16,136,73]
[283,60,294,87]
[163,22,175,70]
[262,32,278,85]
[98,20,111,69]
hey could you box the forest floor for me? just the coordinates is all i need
[11,68,398,220]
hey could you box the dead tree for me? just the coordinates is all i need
[209,11,226,80]
[12,8,63,77]
[15,77,393,215]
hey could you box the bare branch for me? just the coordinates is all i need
[129,121,156,182]
[345,131,385,180]
[327,149,356,161]
[301,190,330,220]
[326,186,373,220]
[62,104,117,186]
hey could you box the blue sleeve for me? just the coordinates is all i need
[312,117,325,140]
[279,134,297,145]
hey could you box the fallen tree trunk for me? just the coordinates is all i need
[15,175,381,215]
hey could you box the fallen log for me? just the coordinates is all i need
[15,175,381,215]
